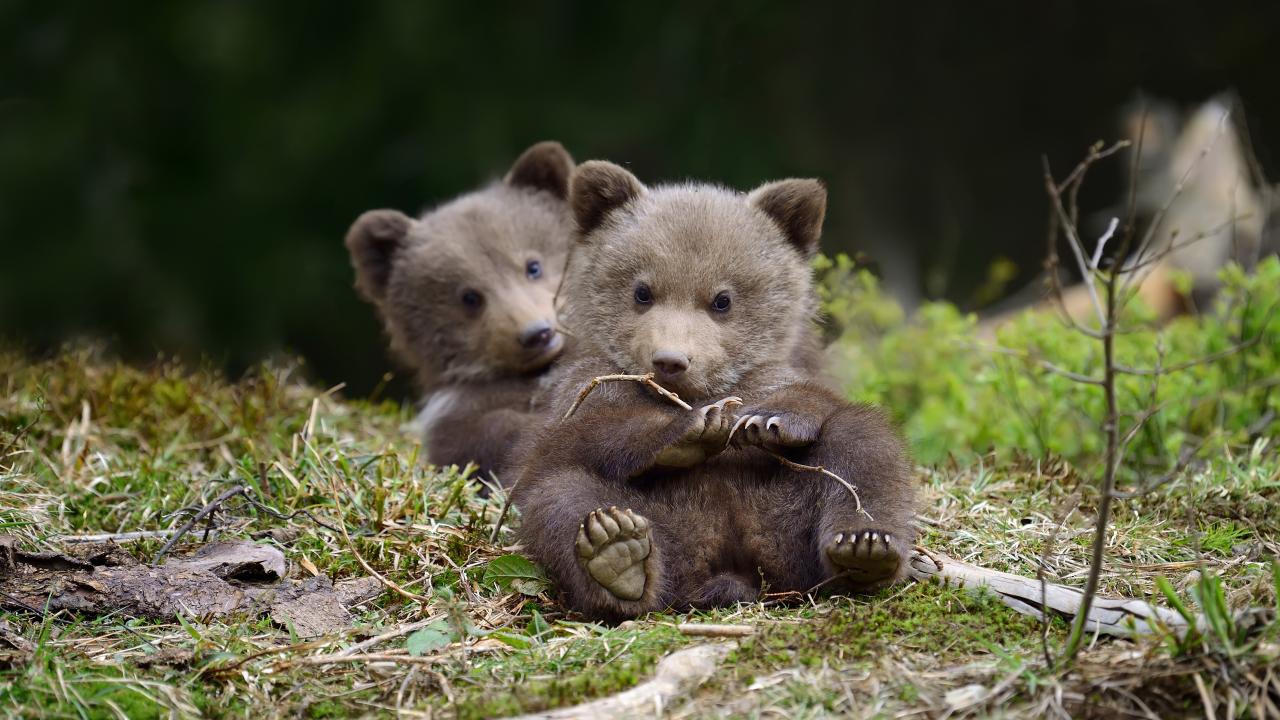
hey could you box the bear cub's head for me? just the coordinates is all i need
[563,161,826,400]
[346,142,575,386]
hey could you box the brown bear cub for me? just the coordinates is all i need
[345,141,575,485]
[512,162,917,621]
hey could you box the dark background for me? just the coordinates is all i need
[3,2,1277,397]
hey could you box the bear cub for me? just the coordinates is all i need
[346,141,575,485]
[512,161,917,620]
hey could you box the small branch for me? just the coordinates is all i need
[677,623,755,637]
[55,530,186,544]
[339,615,446,656]
[765,449,872,521]
[274,652,444,670]
[976,344,1105,386]
[1090,217,1120,270]
[489,475,519,544]
[562,373,692,420]
[153,485,247,563]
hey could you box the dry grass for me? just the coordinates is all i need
[0,346,1277,718]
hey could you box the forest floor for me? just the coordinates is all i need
[1,347,1277,719]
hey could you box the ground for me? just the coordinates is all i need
[0,344,1277,719]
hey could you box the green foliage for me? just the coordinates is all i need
[819,255,1280,470]
[483,553,551,597]
[406,620,454,656]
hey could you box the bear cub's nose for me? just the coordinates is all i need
[651,350,690,377]
[519,320,555,349]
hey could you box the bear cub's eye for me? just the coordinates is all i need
[634,283,653,305]
[461,289,484,309]
[526,260,542,279]
[711,292,732,312]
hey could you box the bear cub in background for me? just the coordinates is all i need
[346,141,575,485]
[513,161,917,620]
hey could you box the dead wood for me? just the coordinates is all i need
[908,548,1193,638]
[0,537,384,637]
[504,642,736,720]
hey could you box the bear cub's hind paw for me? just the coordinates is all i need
[825,530,902,586]
[576,507,652,601]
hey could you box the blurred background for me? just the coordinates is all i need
[2,2,1278,397]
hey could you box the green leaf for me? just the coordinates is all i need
[529,608,551,639]
[483,554,549,596]
[488,631,532,650]
[406,620,453,656]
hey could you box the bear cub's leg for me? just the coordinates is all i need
[575,506,652,601]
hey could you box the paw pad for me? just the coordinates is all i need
[576,507,652,601]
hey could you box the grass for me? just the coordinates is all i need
[1,345,1278,718]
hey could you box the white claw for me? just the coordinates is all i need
[834,532,844,544]
[870,532,879,543]
[766,416,781,431]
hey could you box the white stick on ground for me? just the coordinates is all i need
[504,642,736,720]
[907,549,1194,637]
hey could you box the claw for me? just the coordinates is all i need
[766,416,782,432]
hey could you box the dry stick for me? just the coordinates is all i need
[56,530,185,544]
[339,615,446,657]
[275,653,444,670]
[562,373,691,420]
[153,485,247,563]
[677,623,755,638]
[562,374,869,516]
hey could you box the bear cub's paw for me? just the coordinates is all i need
[656,396,742,467]
[730,409,821,450]
[576,507,652,601]
[824,530,903,585]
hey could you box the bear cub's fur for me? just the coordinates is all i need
[346,141,575,484]
[512,161,917,620]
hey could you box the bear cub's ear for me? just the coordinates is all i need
[505,141,575,200]
[747,179,827,258]
[570,160,646,237]
[345,209,414,302]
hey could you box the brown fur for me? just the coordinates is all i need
[513,162,917,621]
[345,141,575,483]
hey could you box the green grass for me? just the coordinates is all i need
[2,300,1278,718]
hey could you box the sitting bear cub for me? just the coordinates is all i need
[345,141,575,485]
[512,161,917,620]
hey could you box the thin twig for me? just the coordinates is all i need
[562,373,691,420]
[153,485,247,563]
[676,623,755,637]
[274,653,445,670]
[339,615,445,657]
[765,449,872,521]
[489,475,519,544]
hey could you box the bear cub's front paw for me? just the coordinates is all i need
[655,396,742,467]
[729,408,821,450]
[576,507,652,601]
